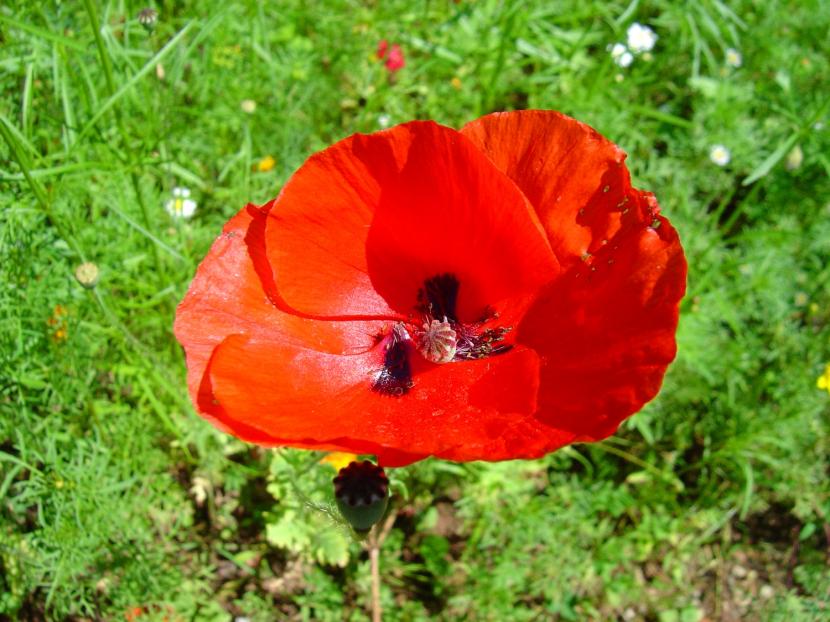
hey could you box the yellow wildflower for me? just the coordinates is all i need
[451,76,462,90]
[212,44,241,68]
[255,155,276,173]
[817,364,830,394]
[320,452,359,472]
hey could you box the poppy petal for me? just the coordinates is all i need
[461,110,644,269]
[265,121,558,322]
[173,203,387,449]
[518,206,687,440]
[207,332,541,464]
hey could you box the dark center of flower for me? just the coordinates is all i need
[371,274,514,397]
[371,323,414,396]
[417,273,460,322]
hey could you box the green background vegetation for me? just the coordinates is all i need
[1,0,829,619]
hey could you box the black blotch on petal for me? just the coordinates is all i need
[418,273,460,322]
[372,329,413,397]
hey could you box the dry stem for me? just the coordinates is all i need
[367,509,398,622]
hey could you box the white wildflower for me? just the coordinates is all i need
[725,48,742,68]
[709,144,731,166]
[626,23,657,54]
[378,113,391,129]
[609,43,633,68]
[190,476,211,506]
[165,186,197,219]
[240,99,257,114]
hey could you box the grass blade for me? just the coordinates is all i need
[75,23,193,144]
[741,132,799,186]
[0,13,86,51]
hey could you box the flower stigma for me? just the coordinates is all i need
[416,317,457,364]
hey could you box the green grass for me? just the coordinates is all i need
[2,0,829,620]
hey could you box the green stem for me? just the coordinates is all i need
[82,0,117,96]
[83,0,161,270]
[593,441,683,491]
[0,115,83,259]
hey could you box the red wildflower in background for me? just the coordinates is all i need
[385,44,405,72]
[174,110,686,467]
[376,39,388,59]
[376,39,405,73]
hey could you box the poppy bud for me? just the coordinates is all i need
[333,460,389,533]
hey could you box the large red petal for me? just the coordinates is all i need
[208,332,542,464]
[265,121,558,322]
[173,203,386,451]
[461,110,648,270]
[517,200,687,441]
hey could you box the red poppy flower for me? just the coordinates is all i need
[376,39,405,73]
[385,44,405,72]
[376,40,388,60]
[174,110,686,467]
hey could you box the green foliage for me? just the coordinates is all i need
[265,451,353,568]
[1,0,830,620]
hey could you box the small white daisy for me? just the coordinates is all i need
[626,23,657,54]
[709,144,731,167]
[165,186,197,219]
[725,48,742,68]
[378,113,391,129]
[609,43,634,68]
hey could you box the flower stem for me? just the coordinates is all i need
[0,114,82,258]
[370,543,381,622]
[366,509,397,622]
[82,0,161,271]
[594,441,683,491]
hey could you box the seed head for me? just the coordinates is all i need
[416,317,457,364]
[137,8,158,32]
[75,262,100,289]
